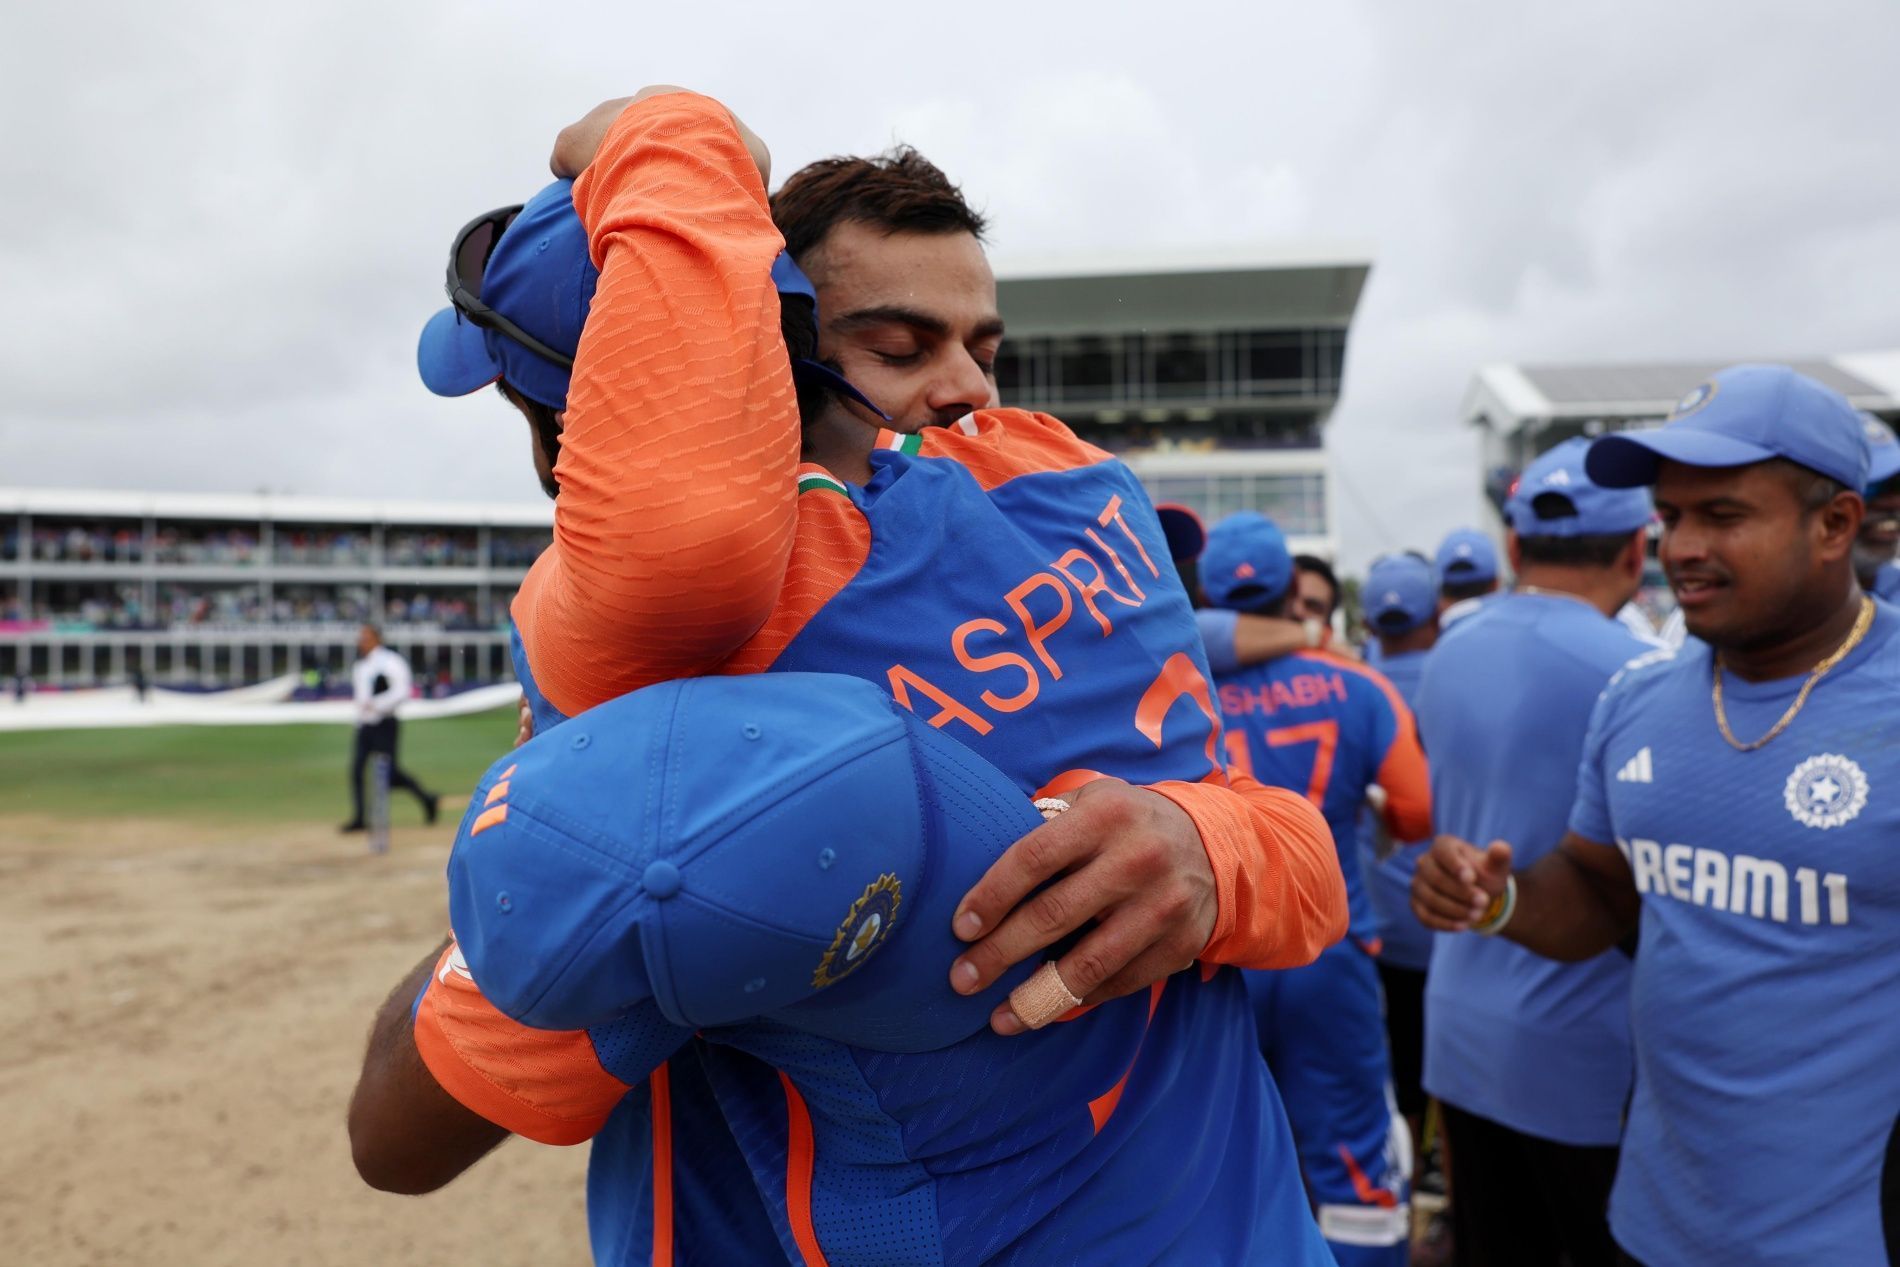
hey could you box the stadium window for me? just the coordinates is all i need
[1245,331,1305,394]
[993,343,1025,401]
[1151,334,1216,399]
[1054,336,1117,403]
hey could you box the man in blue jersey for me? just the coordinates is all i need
[1409,436,1653,1267]
[1415,363,1900,1266]
[1355,552,1441,1171]
[1200,511,1433,1266]
[1852,414,1900,603]
[1434,527,1500,628]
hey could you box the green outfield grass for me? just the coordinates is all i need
[0,709,519,825]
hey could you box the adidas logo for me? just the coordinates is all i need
[1615,747,1654,784]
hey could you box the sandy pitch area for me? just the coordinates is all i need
[1,812,590,1266]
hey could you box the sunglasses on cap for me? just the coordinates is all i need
[446,205,576,370]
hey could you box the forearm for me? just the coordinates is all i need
[348,938,508,1194]
[1503,848,1637,962]
[1149,771,1347,970]
[526,92,799,715]
[1231,615,1312,665]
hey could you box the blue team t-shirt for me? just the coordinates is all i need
[1357,647,1434,971]
[1570,602,1900,1266]
[1873,561,1900,604]
[1416,592,1649,1146]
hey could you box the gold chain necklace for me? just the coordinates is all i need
[1712,596,1875,752]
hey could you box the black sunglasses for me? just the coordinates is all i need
[446,206,575,370]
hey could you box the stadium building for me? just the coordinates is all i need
[0,488,550,691]
[1461,351,1900,514]
[4,250,1372,691]
[995,246,1373,558]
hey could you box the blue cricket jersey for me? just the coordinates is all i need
[1356,648,1435,971]
[430,412,1337,1266]
[1416,592,1649,1146]
[1873,561,1900,604]
[1570,602,1900,1266]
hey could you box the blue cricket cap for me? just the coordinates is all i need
[418,180,595,412]
[1155,502,1207,563]
[1200,512,1293,612]
[418,181,887,417]
[1435,528,1498,586]
[1586,364,1871,491]
[1364,553,1438,635]
[1506,437,1653,538]
[446,673,1041,1051]
[1863,414,1900,489]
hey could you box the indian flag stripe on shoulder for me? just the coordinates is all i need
[796,472,850,497]
[874,429,924,456]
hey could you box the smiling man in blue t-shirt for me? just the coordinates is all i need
[1416,364,1900,1266]
[1411,437,1653,1267]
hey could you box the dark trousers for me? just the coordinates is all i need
[350,717,431,824]
[1375,960,1428,1124]
[1441,1101,1620,1267]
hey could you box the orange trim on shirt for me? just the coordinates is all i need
[722,467,873,676]
[1087,981,1167,1133]
[650,1061,674,1267]
[913,409,1112,491]
[1340,1144,1401,1209]
[513,92,800,720]
[1149,770,1347,970]
[1289,650,1433,840]
[778,1072,830,1266]
[412,943,630,1146]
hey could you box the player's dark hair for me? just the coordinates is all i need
[1440,576,1495,602]
[1769,458,1850,514]
[1516,532,1638,568]
[1293,554,1340,616]
[771,146,988,262]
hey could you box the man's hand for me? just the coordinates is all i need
[1412,834,1513,932]
[550,88,771,186]
[948,778,1216,1035]
[515,692,533,749]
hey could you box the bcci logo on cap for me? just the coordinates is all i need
[1783,753,1868,830]
[1671,380,1718,420]
[813,874,902,989]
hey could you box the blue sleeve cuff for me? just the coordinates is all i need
[1196,608,1240,676]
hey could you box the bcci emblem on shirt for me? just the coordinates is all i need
[813,874,902,989]
[1783,753,1869,830]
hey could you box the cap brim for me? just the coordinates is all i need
[1586,429,1777,488]
[1869,448,1900,487]
[417,307,503,398]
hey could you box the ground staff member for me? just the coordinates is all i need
[1412,437,1654,1267]
[1415,364,1900,1266]
[342,623,438,832]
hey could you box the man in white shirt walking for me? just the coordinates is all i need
[342,625,439,833]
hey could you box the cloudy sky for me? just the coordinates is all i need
[5,0,1897,568]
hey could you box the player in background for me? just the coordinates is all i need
[354,90,1347,1264]
[1434,528,1500,629]
[1410,436,1654,1267]
[1353,553,1442,1189]
[1852,414,1900,603]
[1199,511,1432,1266]
[1417,366,1900,1267]
[341,624,439,832]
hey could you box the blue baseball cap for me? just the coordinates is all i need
[1434,528,1498,587]
[445,673,1041,1051]
[1863,414,1900,489]
[1586,364,1871,491]
[1155,503,1207,563]
[1364,553,1438,635]
[1506,437,1653,538]
[1200,512,1293,612]
[419,182,887,417]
